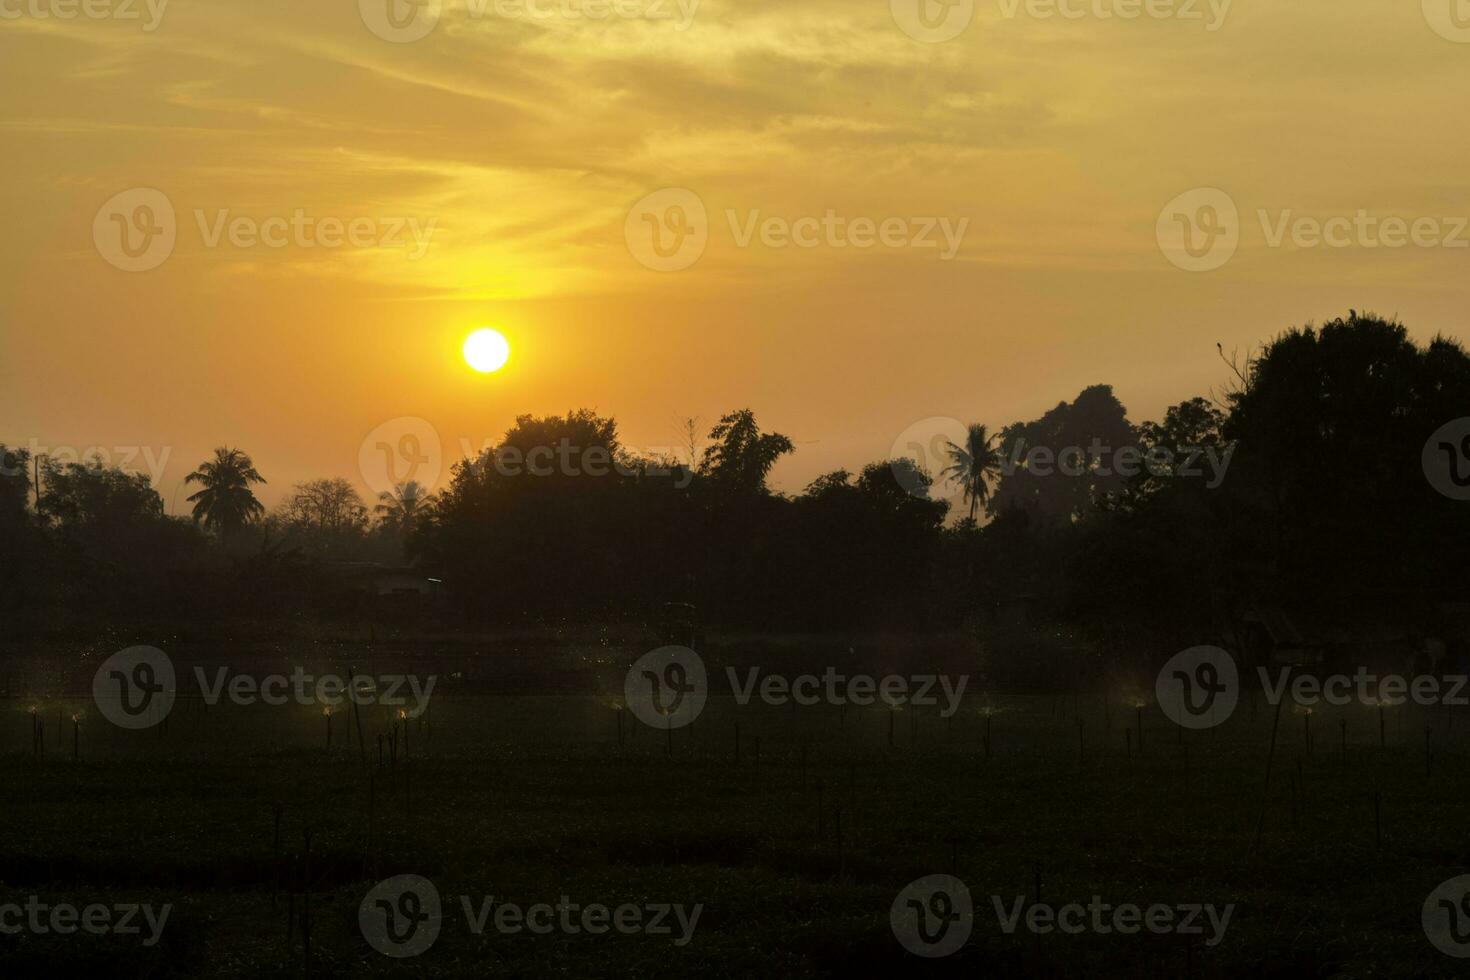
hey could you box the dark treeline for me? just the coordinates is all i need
[4,312,1469,680]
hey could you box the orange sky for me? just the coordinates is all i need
[4,0,1470,510]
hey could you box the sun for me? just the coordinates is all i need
[463,328,510,373]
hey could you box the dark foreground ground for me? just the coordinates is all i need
[0,630,1465,977]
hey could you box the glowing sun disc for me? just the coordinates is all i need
[463,328,510,373]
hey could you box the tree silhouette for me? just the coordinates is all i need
[943,423,1002,524]
[990,385,1135,523]
[279,478,367,534]
[699,409,794,494]
[185,447,265,537]
[375,480,435,534]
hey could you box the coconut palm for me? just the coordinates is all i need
[184,447,265,536]
[374,480,435,534]
[943,423,1003,524]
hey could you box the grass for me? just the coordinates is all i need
[0,639,1467,977]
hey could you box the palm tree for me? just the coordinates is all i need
[375,480,435,534]
[943,423,1003,524]
[185,447,265,536]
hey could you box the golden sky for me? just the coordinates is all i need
[3,0,1470,508]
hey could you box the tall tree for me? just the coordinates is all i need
[375,480,435,534]
[40,454,163,528]
[0,445,31,523]
[280,478,368,535]
[185,447,265,537]
[699,409,794,494]
[990,385,1136,523]
[943,423,1003,524]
